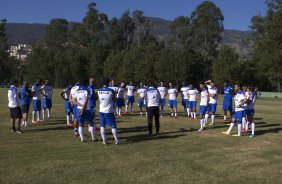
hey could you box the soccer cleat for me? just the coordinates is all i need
[208,123,213,126]
[11,128,17,133]
[227,123,231,126]
[249,134,255,138]
[102,141,107,145]
[16,129,23,134]
[67,123,74,127]
[242,129,248,133]
[222,131,230,135]
[160,115,163,117]
[115,140,119,145]
[198,128,203,132]
[232,134,241,137]
[32,121,38,124]
[73,130,79,136]
[81,140,87,143]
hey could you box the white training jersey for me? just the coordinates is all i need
[188,88,198,101]
[126,85,135,96]
[74,87,90,110]
[63,86,71,101]
[200,88,209,106]
[41,84,53,99]
[145,87,161,107]
[168,88,178,100]
[234,90,246,112]
[157,86,167,99]
[8,85,20,108]
[181,86,190,99]
[70,85,80,101]
[31,83,42,100]
[137,87,147,99]
[117,87,126,99]
[98,87,115,113]
[109,85,119,94]
[207,85,218,104]
[245,91,255,110]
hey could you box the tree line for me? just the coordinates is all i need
[0,1,281,92]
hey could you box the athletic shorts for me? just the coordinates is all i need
[116,98,125,107]
[138,99,145,108]
[199,105,208,115]
[9,107,22,119]
[43,98,52,109]
[182,99,189,108]
[127,96,135,105]
[160,99,166,107]
[189,101,197,108]
[245,109,255,116]
[99,112,117,128]
[232,111,244,124]
[64,101,72,115]
[168,100,177,108]
[77,110,94,124]
[32,100,41,111]
[21,104,30,113]
[222,100,232,111]
[207,103,217,113]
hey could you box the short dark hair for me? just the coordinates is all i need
[102,77,110,86]
[80,79,89,86]
[224,80,230,83]
[11,79,18,85]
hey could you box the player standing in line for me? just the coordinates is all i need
[31,78,43,124]
[241,84,248,130]
[137,82,147,117]
[20,81,32,127]
[60,84,73,126]
[222,80,233,122]
[73,79,96,143]
[198,82,209,131]
[180,82,190,117]
[98,78,119,145]
[125,81,135,114]
[168,82,178,117]
[222,83,247,136]
[205,80,218,125]
[109,80,119,116]
[41,80,53,120]
[70,81,80,135]
[243,85,256,137]
[187,83,199,119]
[116,82,126,117]
[157,82,168,117]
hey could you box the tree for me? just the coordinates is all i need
[45,18,68,47]
[169,16,191,48]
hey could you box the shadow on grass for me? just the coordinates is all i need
[256,127,282,135]
[25,126,72,132]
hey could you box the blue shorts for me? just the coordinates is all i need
[138,99,145,108]
[199,105,208,115]
[160,99,166,107]
[77,109,94,124]
[168,100,177,108]
[232,111,244,124]
[127,96,135,105]
[32,100,41,111]
[189,101,197,108]
[182,99,189,108]
[43,98,52,109]
[245,109,255,116]
[116,98,125,107]
[208,103,217,113]
[99,112,117,128]
[73,105,78,119]
[64,101,72,115]
[222,100,232,111]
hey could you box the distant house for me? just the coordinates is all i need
[8,44,32,60]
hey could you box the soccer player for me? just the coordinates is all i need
[8,80,22,133]
[98,78,119,145]
[60,84,73,126]
[244,85,256,137]
[116,82,126,117]
[198,82,209,131]
[88,78,96,120]
[205,80,218,125]
[41,80,53,119]
[137,82,147,117]
[241,84,248,131]
[73,79,96,143]
[222,83,247,136]
[125,81,135,113]
[144,82,161,135]
[70,81,80,135]
[168,82,178,117]
[31,78,43,124]
[188,83,199,119]
[109,80,119,116]
[180,82,190,117]
[222,80,233,122]
[157,82,168,117]
[20,81,32,127]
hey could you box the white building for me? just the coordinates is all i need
[9,44,32,60]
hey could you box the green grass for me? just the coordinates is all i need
[0,88,281,184]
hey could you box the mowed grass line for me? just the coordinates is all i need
[0,88,281,184]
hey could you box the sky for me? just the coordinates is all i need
[0,0,267,31]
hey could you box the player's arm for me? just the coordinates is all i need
[81,93,89,113]
[40,86,46,97]
[60,91,67,101]
[205,80,212,84]
[196,90,200,100]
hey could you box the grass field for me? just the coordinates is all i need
[0,88,282,184]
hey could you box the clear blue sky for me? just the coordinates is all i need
[0,0,267,31]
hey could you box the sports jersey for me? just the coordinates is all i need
[207,85,218,104]
[126,85,135,96]
[109,85,119,93]
[245,91,256,110]
[20,87,31,105]
[41,83,53,99]
[188,88,198,101]
[157,86,167,99]
[87,84,96,108]
[74,87,90,110]
[223,86,233,101]
[168,87,178,100]
[137,87,147,99]
[181,86,190,99]
[234,90,246,112]
[63,86,72,101]
[117,86,126,99]
[98,87,115,113]
[8,85,20,108]
[200,88,209,106]
[70,84,80,101]
[145,87,161,107]
[31,83,42,100]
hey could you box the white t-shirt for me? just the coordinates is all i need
[168,88,178,100]
[41,84,53,99]
[157,86,167,99]
[70,85,80,102]
[32,83,42,100]
[234,90,246,112]
[207,85,218,104]
[98,87,115,113]
[137,87,147,99]
[245,91,255,110]
[188,88,198,101]
[181,86,190,99]
[126,85,135,96]
[74,87,90,110]
[117,87,126,99]
[200,88,209,106]
[109,86,118,94]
